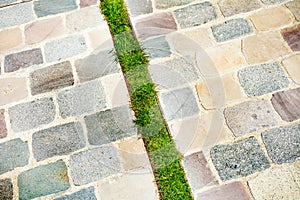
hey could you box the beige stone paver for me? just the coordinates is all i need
[282,53,300,84]
[0,27,23,53]
[0,77,28,106]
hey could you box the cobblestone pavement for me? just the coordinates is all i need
[125,0,300,199]
[1,0,300,199]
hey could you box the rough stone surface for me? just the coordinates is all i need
[70,146,121,185]
[238,62,289,96]
[143,36,171,59]
[282,54,300,84]
[197,182,252,200]
[174,2,217,29]
[18,160,70,200]
[80,0,97,7]
[271,88,300,122]
[218,0,261,17]
[44,34,87,62]
[248,164,300,200]
[0,110,7,139]
[0,2,35,28]
[75,50,119,82]
[243,32,291,64]
[224,99,278,136]
[30,61,74,95]
[0,77,28,106]
[0,179,13,200]
[210,137,270,181]
[0,27,22,52]
[282,25,300,51]
[57,80,106,118]
[286,0,300,21]
[159,87,200,121]
[126,0,153,17]
[32,122,85,161]
[135,12,177,40]
[212,18,253,42]
[261,0,289,5]
[34,0,77,17]
[250,7,293,31]
[25,16,66,45]
[182,152,217,191]
[0,139,29,174]
[262,124,300,164]
[9,97,56,132]
[0,0,18,7]
[55,187,97,200]
[4,48,43,73]
[154,0,193,9]
[85,105,137,145]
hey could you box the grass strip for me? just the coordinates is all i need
[100,0,193,199]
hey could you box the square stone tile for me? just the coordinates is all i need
[34,0,77,17]
[154,0,193,9]
[218,0,261,17]
[0,179,13,200]
[282,54,300,84]
[0,27,22,53]
[281,25,300,51]
[143,36,171,59]
[0,77,28,106]
[126,0,153,17]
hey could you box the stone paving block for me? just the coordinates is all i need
[286,0,300,21]
[0,0,18,7]
[149,57,199,90]
[0,110,7,139]
[9,97,56,132]
[66,6,103,32]
[210,137,270,181]
[44,34,87,63]
[70,146,121,185]
[0,2,35,28]
[32,122,85,161]
[218,0,261,17]
[154,0,193,9]
[143,36,171,59]
[25,16,66,45]
[261,0,290,5]
[75,50,119,82]
[135,12,177,40]
[85,105,137,145]
[0,27,22,53]
[250,7,293,31]
[182,152,217,191]
[243,32,291,64]
[271,88,300,122]
[262,124,300,164]
[30,61,74,95]
[224,99,278,136]
[0,179,13,200]
[196,182,252,200]
[238,62,289,96]
[80,0,97,7]
[126,0,152,17]
[18,160,70,200]
[57,80,106,118]
[88,27,114,50]
[4,48,43,73]
[282,54,300,84]
[34,0,77,17]
[0,139,29,174]
[0,77,28,106]
[55,187,97,200]
[282,25,300,51]
[159,87,200,121]
[174,2,217,29]
[178,27,214,50]
[212,18,253,42]
[248,164,300,200]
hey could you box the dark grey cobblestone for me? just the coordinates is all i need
[0,179,13,200]
[34,0,77,17]
[55,187,97,200]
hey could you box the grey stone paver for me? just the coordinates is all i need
[0,0,18,7]
[238,62,289,97]
[0,139,29,174]
[32,122,85,161]
[34,0,77,18]
[154,0,193,9]
[57,79,106,118]
[70,146,121,185]
[30,61,74,95]
[174,2,217,29]
[0,2,35,28]
[210,137,270,181]
[143,36,171,59]
[261,0,290,5]
[55,187,97,200]
[212,18,253,42]
[4,48,43,73]
[0,109,7,139]
[224,99,278,136]
[218,0,262,17]
[9,97,56,132]
[126,0,153,17]
[44,34,87,63]
[18,160,70,200]
[262,124,300,164]
[0,179,13,200]
[85,105,137,145]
